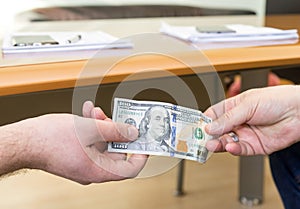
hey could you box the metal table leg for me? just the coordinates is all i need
[174,160,185,196]
[238,69,269,206]
[173,73,225,197]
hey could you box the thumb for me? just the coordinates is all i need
[206,102,250,135]
[95,121,139,143]
[75,117,138,146]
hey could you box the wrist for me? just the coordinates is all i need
[0,120,33,175]
[0,116,49,175]
[16,116,49,170]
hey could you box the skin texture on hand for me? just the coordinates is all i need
[204,85,300,156]
[0,102,147,184]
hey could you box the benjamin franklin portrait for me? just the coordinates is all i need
[127,106,171,152]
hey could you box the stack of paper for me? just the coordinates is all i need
[160,22,299,50]
[2,31,133,54]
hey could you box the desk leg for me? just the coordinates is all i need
[174,160,185,196]
[173,73,225,197]
[239,69,269,206]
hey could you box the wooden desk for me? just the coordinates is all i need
[1,33,300,96]
[0,14,299,205]
[1,14,300,96]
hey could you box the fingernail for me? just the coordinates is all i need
[127,126,138,140]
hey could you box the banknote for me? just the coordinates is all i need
[108,98,213,163]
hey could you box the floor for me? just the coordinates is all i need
[0,152,283,209]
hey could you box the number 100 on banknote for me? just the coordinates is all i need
[108,98,213,163]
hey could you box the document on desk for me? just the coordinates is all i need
[160,22,299,49]
[2,31,133,54]
[108,98,213,163]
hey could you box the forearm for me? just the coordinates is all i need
[0,119,37,176]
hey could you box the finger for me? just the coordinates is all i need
[206,139,226,152]
[110,154,148,180]
[224,143,243,155]
[82,101,94,118]
[225,141,256,156]
[92,120,139,143]
[75,118,139,146]
[220,134,256,156]
[89,142,127,160]
[204,96,236,120]
[207,125,264,156]
[206,132,245,154]
[91,154,148,182]
[91,107,110,121]
[206,133,234,152]
[103,151,127,161]
[82,101,109,121]
[84,145,127,164]
[125,154,148,177]
[204,99,233,135]
[93,141,107,152]
[205,97,251,135]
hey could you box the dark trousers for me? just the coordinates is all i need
[269,142,300,209]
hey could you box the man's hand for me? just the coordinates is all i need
[0,102,147,184]
[204,85,300,156]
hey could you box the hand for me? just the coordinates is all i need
[204,85,300,156]
[81,101,148,176]
[17,102,147,184]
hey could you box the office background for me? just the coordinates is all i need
[0,1,299,209]
[267,0,300,84]
[267,0,300,14]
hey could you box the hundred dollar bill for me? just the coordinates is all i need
[108,98,213,163]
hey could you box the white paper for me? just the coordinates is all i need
[2,31,133,54]
[160,22,299,49]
